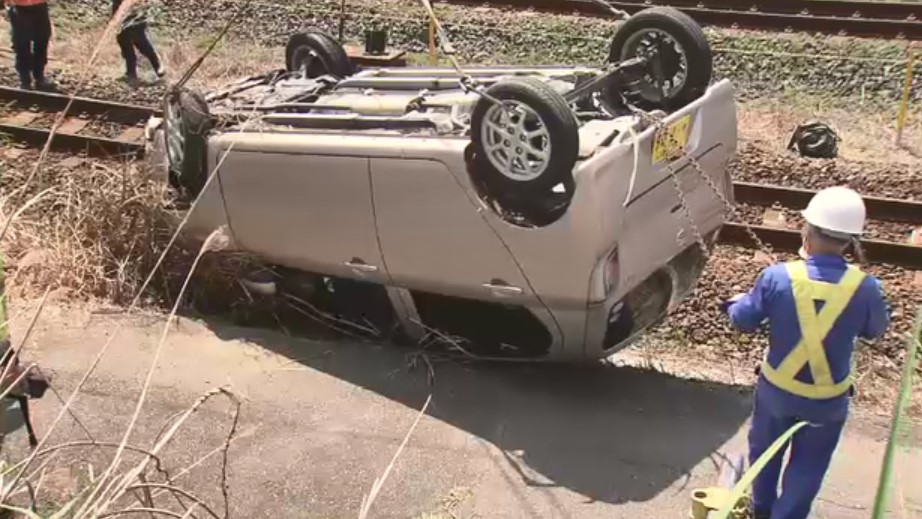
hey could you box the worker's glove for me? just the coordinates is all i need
[720,293,746,314]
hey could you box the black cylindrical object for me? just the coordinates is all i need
[364,27,387,55]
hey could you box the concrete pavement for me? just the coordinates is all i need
[4,306,920,518]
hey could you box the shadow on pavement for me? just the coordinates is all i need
[208,320,752,506]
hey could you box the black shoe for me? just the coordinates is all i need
[18,74,32,90]
[121,75,141,88]
[34,77,57,92]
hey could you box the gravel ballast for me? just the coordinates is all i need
[36,0,922,101]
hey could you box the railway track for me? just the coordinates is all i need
[727,183,922,269]
[0,86,156,158]
[439,0,922,40]
[1,87,920,267]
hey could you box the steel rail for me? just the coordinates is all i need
[568,0,921,21]
[0,87,154,157]
[0,124,144,158]
[0,86,159,122]
[733,181,922,224]
[439,0,922,40]
[661,0,916,20]
[719,223,922,268]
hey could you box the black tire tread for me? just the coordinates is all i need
[608,6,712,110]
[178,90,210,135]
[285,30,352,78]
[170,89,212,197]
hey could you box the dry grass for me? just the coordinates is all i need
[0,386,246,518]
[0,153,250,311]
[0,1,277,310]
[0,4,264,517]
[1,157,170,302]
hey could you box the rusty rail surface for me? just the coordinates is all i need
[0,123,144,158]
[733,182,922,224]
[728,182,922,267]
[719,223,922,268]
[440,0,922,40]
[0,86,154,158]
[0,86,159,121]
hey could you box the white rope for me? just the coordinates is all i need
[622,125,640,207]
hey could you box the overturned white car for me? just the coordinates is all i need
[145,7,738,361]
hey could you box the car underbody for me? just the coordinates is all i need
[145,7,738,362]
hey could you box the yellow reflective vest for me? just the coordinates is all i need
[760,260,866,400]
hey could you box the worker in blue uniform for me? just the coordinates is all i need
[723,186,890,519]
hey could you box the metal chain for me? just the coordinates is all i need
[632,107,778,263]
[413,0,775,263]
[689,146,778,261]
[668,160,710,258]
[633,109,711,258]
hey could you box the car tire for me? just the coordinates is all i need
[285,30,353,78]
[164,88,212,198]
[607,7,712,111]
[470,77,579,194]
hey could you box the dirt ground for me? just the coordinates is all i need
[2,304,919,518]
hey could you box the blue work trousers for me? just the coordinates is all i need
[748,389,846,519]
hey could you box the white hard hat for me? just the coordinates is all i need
[801,186,866,236]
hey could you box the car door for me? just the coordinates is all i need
[219,150,386,284]
[370,157,540,306]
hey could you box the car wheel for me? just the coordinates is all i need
[285,30,352,78]
[607,7,712,111]
[164,88,212,197]
[470,77,579,194]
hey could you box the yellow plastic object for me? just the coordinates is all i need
[690,487,750,519]
[690,487,728,519]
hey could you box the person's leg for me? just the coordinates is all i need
[7,7,34,88]
[748,392,792,519]
[117,26,139,83]
[31,3,53,89]
[134,24,164,77]
[771,419,846,519]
